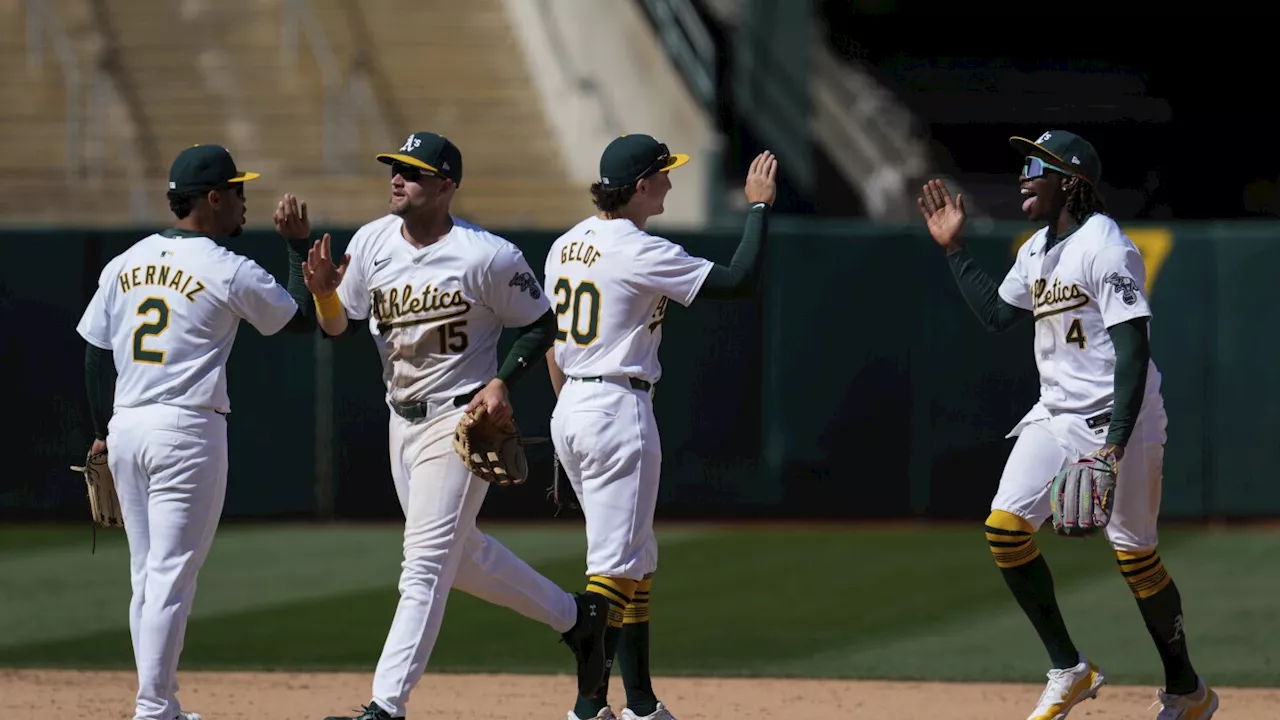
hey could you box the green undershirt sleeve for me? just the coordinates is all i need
[946,247,1031,333]
[497,310,557,388]
[697,203,769,299]
[1105,317,1150,448]
[84,344,116,441]
[279,237,317,334]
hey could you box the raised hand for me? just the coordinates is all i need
[744,150,778,207]
[301,233,349,296]
[274,193,311,241]
[917,179,967,251]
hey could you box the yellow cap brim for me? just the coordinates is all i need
[376,153,441,173]
[660,153,691,172]
[228,172,261,183]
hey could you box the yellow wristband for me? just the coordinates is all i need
[313,291,345,321]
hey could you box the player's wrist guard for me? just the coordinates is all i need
[313,291,344,321]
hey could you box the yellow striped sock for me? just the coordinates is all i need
[985,510,1040,568]
[624,575,652,625]
[587,575,637,628]
[1116,549,1173,599]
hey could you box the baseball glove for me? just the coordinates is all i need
[70,447,124,553]
[1049,451,1118,537]
[453,405,530,486]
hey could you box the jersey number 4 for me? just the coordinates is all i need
[1065,318,1087,349]
[553,278,600,345]
[132,296,170,364]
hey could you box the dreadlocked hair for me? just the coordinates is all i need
[1065,180,1107,225]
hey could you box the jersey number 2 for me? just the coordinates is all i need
[1065,318,1086,349]
[553,278,600,345]
[132,297,170,364]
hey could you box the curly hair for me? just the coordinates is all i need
[589,182,638,214]
[1065,180,1108,225]
[167,190,198,219]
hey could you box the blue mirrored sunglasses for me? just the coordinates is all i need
[1023,156,1071,179]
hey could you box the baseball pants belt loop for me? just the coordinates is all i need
[390,388,481,421]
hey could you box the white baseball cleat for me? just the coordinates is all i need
[176,712,204,720]
[1026,656,1106,720]
[620,702,676,720]
[1152,676,1219,719]
[568,708,617,720]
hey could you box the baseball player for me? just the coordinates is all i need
[293,132,608,720]
[543,135,777,720]
[917,130,1218,719]
[75,144,318,720]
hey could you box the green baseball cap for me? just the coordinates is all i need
[376,131,463,186]
[1009,130,1101,185]
[598,134,689,187]
[167,144,260,193]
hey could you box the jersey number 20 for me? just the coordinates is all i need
[553,278,600,345]
[132,297,170,364]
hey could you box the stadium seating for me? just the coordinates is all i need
[0,0,594,229]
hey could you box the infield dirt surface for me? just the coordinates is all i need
[3,669,1273,718]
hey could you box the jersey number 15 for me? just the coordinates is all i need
[553,278,600,346]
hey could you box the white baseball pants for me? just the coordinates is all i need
[992,395,1168,551]
[370,404,576,717]
[550,376,661,581]
[108,404,228,720]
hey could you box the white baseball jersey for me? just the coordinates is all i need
[998,213,1161,415]
[544,216,713,383]
[75,230,300,414]
[337,215,551,405]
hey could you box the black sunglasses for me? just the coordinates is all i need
[390,161,439,183]
[632,143,671,184]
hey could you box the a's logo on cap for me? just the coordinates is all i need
[400,134,421,153]
[1036,132,1053,144]
[169,181,176,189]
[1071,156,1081,165]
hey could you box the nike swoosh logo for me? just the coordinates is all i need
[374,257,391,269]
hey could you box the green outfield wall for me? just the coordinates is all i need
[3,219,1275,521]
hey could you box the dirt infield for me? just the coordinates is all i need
[2,669,1272,718]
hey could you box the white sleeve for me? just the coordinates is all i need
[75,263,115,349]
[635,236,714,308]
[483,243,552,327]
[227,260,300,337]
[997,251,1033,311]
[335,233,372,321]
[1090,244,1153,328]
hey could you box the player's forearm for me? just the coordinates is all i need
[83,343,116,441]
[698,202,769,299]
[946,247,1029,332]
[546,346,566,397]
[313,292,350,337]
[497,310,556,388]
[277,238,317,333]
[1105,317,1150,448]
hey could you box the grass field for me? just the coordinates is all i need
[2,520,1274,690]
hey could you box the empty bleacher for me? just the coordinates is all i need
[0,0,593,230]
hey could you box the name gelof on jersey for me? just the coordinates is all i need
[1033,277,1088,315]
[372,282,470,332]
[560,241,603,267]
[118,264,207,302]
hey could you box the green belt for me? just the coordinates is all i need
[578,376,653,392]
[390,388,479,420]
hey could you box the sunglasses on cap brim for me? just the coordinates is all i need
[632,143,673,184]
[1023,156,1073,180]
[390,161,443,183]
